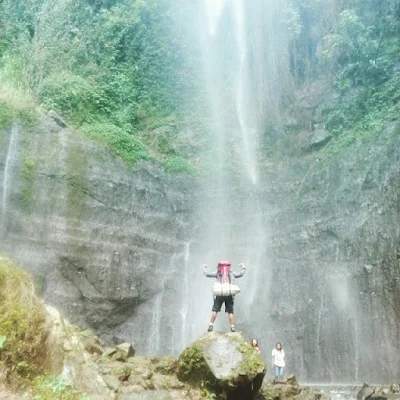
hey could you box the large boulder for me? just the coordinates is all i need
[358,383,376,400]
[177,332,266,400]
[44,304,114,398]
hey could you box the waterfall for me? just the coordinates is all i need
[174,0,282,343]
[233,0,257,184]
[204,0,224,36]
[148,253,177,354]
[354,318,359,383]
[1,123,19,238]
[180,241,191,350]
[149,282,164,354]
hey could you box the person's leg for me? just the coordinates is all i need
[279,367,284,378]
[225,296,236,332]
[209,297,223,331]
[274,365,279,381]
[210,311,218,324]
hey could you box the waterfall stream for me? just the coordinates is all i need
[149,253,177,354]
[1,123,19,238]
[180,241,191,350]
[176,0,275,345]
[233,0,257,184]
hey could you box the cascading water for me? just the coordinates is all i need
[232,0,257,184]
[148,253,177,354]
[180,241,191,350]
[177,0,282,345]
[147,240,193,356]
[1,123,19,238]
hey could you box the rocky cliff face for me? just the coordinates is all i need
[260,122,400,383]
[0,113,399,383]
[0,114,195,348]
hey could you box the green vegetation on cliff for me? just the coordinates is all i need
[0,257,46,382]
[285,0,400,153]
[0,0,398,167]
[0,0,199,171]
[0,83,36,131]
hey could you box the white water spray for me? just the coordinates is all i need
[1,123,19,237]
[182,0,271,341]
[354,318,359,383]
[233,0,257,184]
[204,0,224,36]
[149,253,177,354]
[180,241,191,350]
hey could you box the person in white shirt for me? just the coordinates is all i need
[271,342,285,382]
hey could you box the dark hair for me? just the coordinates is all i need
[276,342,282,350]
[251,339,258,347]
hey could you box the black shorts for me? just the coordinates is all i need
[212,296,234,314]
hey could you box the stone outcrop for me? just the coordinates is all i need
[357,383,400,400]
[44,304,114,398]
[177,332,265,399]
[0,258,204,399]
[0,115,195,353]
[0,257,113,398]
[260,376,329,400]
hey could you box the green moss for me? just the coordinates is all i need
[0,100,37,131]
[163,155,194,174]
[0,257,47,383]
[110,365,131,381]
[0,102,13,130]
[177,346,217,389]
[34,275,46,296]
[19,157,37,213]
[32,375,89,400]
[154,356,177,375]
[80,122,150,166]
[236,341,265,378]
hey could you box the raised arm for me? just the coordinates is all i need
[202,264,217,278]
[233,263,246,278]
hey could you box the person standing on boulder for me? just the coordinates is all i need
[202,260,246,333]
[272,342,285,382]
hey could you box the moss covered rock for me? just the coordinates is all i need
[153,356,177,375]
[259,376,328,400]
[0,257,47,383]
[0,257,114,398]
[177,332,265,399]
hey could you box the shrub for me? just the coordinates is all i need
[0,82,36,130]
[32,375,89,400]
[80,122,150,165]
[39,72,111,126]
[0,257,47,383]
[163,156,194,174]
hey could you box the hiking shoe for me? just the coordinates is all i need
[208,324,213,332]
[230,326,236,332]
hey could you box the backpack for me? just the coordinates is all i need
[212,260,241,296]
